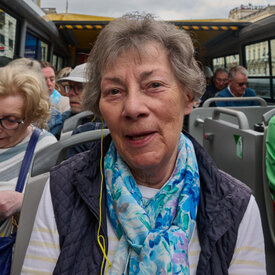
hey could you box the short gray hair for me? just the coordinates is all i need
[83,13,206,115]
[229,65,248,81]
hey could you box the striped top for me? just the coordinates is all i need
[22,181,266,275]
[0,128,57,236]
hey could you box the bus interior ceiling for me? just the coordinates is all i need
[46,13,249,66]
[46,13,113,65]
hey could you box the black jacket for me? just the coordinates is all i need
[50,133,251,275]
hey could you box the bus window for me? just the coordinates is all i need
[40,41,48,61]
[245,41,269,76]
[52,54,63,71]
[225,54,239,70]
[52,54,57,68]
[213,57,225,71]
[25,32,49,61]
[271,39,275,77]
[0,10,16,66]
[25,32,37,59]
[57,56,63,71]
[248,78,270,98]
[52,54,64,71]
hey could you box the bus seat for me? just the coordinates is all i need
[60,110,94,140]
[262,108,275,248]
[32,129,109,176]
[263,108,275,126]
[189,103,274,145]
[202,96,267,107]
[10,129,109,275]
[202,107,275,274]
[203,107,262,191]
[10,173,49,275]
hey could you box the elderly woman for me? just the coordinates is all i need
[23,14,266,274]
[0,65,57,237]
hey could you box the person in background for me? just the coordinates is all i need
[39,61,68,135]
[40,61,70,113]
[203,66,213,86]
[0,65,56,237]
[56,67,72,97]
[216,65,258,107]
[266,114,275,214]
[51,63,93,139]
[23,13,265,274]
[199,67,228,107]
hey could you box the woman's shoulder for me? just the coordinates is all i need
[37,129,57,143]
[51,147,98,177]
[38,128,56,138]
[218,169,252,195]
[33,128,57,152]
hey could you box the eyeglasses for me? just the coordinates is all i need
[236,82,248,87]
[0,118,24,130]
[64,84,84,95]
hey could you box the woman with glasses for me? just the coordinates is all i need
[0,64,57,237]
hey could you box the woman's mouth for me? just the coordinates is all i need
[129,135,148,140]
[125,132,156,145]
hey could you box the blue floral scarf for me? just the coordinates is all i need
[104,133,200,274]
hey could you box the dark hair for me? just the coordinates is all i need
[213,67,229,77]
[39,61,55,73]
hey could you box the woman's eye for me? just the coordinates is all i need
[150,82,161,88]
[110,89,120,95]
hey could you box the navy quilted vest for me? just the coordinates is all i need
[51,133,251,275]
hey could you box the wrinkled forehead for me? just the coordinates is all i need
[101,41,167,73]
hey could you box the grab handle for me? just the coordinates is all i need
[262,108,275,126]
[212,108,249,130]
[202,96,267,107]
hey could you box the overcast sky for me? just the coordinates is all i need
[40,0,275,20]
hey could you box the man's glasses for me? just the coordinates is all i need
[64,84,84,95]
[236,82,248,87]
[0,118,24,130]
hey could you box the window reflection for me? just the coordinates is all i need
[213,54,239,72]
[225,54,239,70]
[245,41,269,76]
[0,10,16,66]
[248,78,270,98]
[271,39,275,79]
[213,57,225,72]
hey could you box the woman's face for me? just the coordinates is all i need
[100,43,192,188]
[0,95,30,148]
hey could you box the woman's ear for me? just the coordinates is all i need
[184,92,194,115]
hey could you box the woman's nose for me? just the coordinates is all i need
[122,89,148,120]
